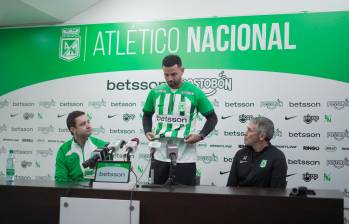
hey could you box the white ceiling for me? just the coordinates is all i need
[0,0,102,27]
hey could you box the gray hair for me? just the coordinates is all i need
[250,117,274,141]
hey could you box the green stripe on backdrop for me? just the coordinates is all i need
[0,11,348,96]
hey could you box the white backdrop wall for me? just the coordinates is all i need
[0,0,348,221]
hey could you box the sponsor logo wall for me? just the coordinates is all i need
[0,11,348,212]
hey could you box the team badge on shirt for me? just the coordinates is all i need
[260,159,268,168]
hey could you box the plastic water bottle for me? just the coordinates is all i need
[6,149,15,182]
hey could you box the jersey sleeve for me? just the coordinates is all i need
[143,89,156,113]
[54,145,72,182]
[196,88,214,116]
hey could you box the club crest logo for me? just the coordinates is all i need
[59,28,81,61]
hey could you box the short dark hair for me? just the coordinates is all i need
[66,111,85,135]
[250,117,275,141]
[162,54,182,67]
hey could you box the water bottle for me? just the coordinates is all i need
[6,149,15,182]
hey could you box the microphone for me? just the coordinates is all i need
[106,140,126,159]
[82,148,107,168]
[166,140,178,166]
[148,140,161,159]
[124,138,140,162]
[147,140,161,184]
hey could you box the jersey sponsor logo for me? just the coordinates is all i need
[12,102,35,107]
[23,112,34,120]
[327,129,349,141]
[327,98,349,110]
[0,99,9,109]
[303,114,319,124]
[108,114,117,118]
[110,102,137,107]
[37,125,54,134]
[221,115,232,120]
[156,115,189,125]
[57,114,66,118]
[239,114,253,123]
[324,145,337,152]
[288,132,320,138]
[11,127,34,132]
[10,113,19,118]
[302,172,318,182]
[186,71,232,96]
[289,101,321,108]
[197,153,218,164]
[88,99,106,109]
[260,99,283,110]
[39,99,56,108]
[272,129,282,139]
[107,80,165,91]
[288,159,320,166]
[326,157,349,169]
[0,124,7,133]
[303,146,320,151]
[284,115,297,120]
[92,126,106,135]
[225,102,255,108]
[60,102,84,107]
[123,113,136,122]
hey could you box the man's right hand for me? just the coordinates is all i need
[145,132,156,141]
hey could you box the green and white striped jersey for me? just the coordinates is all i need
[143,81,214,162]
[143,81,214,139]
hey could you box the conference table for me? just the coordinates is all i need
[0,178,343,224]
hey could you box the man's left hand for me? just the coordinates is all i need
[184,134,203,144]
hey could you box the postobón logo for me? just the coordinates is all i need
[272,128,282,139]
[0,99,9,109]
[326,157,349,169]
[0,124,7,133]
[327,129,349,141]
[37,125,54,134]
[36,148,54,157]
[92,126,105,135]
[303,114,319,124]
[327,98,349,110]
[260,99,283,110]
[302,172,318,182]
[39,99,56,108]
[186,71,232,96]
[59,28,80,62]
[88,99,106,109]
[197,153,218,164]
[123,113,136,122]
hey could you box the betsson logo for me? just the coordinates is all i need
[107,80,165,91]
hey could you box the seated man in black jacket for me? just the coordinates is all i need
[227,116,287,188]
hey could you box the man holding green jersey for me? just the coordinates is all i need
[142,55,218,185]
[55,111,107,182]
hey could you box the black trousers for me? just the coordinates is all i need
[150,159,196,186]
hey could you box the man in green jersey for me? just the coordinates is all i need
[142,55,218,185]
[55,111,107,182]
